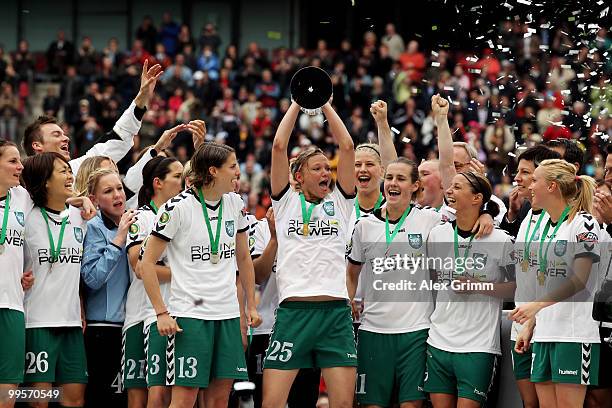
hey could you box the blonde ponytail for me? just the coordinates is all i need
[572,175,596,220]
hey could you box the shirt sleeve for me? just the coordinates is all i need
[126,210,150,251]
[500,234,517,282]
[151,199,183,242]
[347,219,364,265]
[231,193,248,233]
[252,220,268,257]
[271,184,292,221]
[571,213,600,263]
[80,221,125,290]
[124,148,155,194]
[331,184,356,225]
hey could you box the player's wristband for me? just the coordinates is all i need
[156,310,169,317]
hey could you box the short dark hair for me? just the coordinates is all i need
[23,116,59,156]
[386,157,419,184]
[138,156,180,207]
[545,139,584,170]
[190,142,235,188]
[22,152,69,207]
[517,145,561,167]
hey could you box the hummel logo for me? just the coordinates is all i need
[347,353,357,359]
[559,369,578,375]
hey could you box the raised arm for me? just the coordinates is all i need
[432,94,455,190]
[322,102,355,194]
[271,102,301,196]
[370,100,397,166]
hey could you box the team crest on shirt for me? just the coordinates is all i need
[408,233,423,249]
[225,220,235,237]
[323,201,335,216]
[159,212,170,224]
[129,223,139,236]
[249,236,255,248]
[14,211,25,226]
[554,240,567,256]
[73,227,83,243]
[472,253,488,269]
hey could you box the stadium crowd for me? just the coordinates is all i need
[0,13,610,212]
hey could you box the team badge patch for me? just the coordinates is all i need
[225,220,235,237]
[554,240,567,256]
[159,212,170,224]
[473,253,488,269]
[74,227,83,243]
[14,211,25,226]
[129,223,139,236]
[323,201,335,216]
[249,236,255,249]
[408,233,423,249]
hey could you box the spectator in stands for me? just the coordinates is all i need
[136,15,157,54]
[182,43,198,72]
[42,86,61,117]
[124,39,152,67]
[251,105,273,139]
[102,37,124,68]
[242,42,269,71]
[399,40,425,82]
[76,36,98,81]
[177,23,195,54]
[0,82,20,141]
[74,116,103,155]
[46,30,75,76]
[199,23,222,54]
[60,65,84,124]
[153,43,172,69]
[158,12,180,57]
[13,40,35,85]
[197,45,220,80]
[382,23,405,60]
[255,69,280,111]
[161,53,193,87]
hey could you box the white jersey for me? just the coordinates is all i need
[511,209,549,341]
[598,226,612,329]
[348,196,386,322]
[151,190,248,320]
[0,186,33,312]
[24,206,87,328]
[533,212,601,343]
[427,222,515,354]
[272,184,355,301]
[347,206,443,333]
[124,204,169,331]
[251,218,278,335]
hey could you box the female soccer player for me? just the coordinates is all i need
[21,152,90,408]
[425,171,516,408]
[0,141,28,408]
[512,159,601,408]
[262,100,356,408]
[123,156,184,408]
[81,168,136,406]
[139,142,260,408]
[347,158,443,408]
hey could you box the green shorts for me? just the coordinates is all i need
[510,340,532,380]
[24,327,88,384]
[166,317,247,388]
[424,345,497,404]
[0,309,25,383]
[145,322,168,387]
[264,301,357,370]
[122,323,147,389]
[531,342,600,385]
[356,329,428,406]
